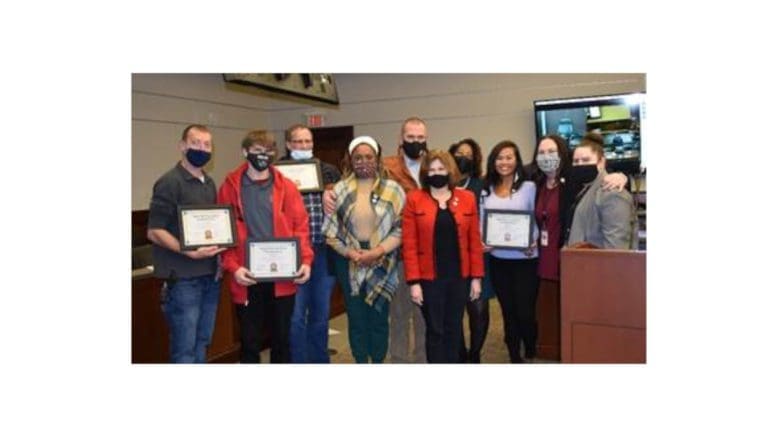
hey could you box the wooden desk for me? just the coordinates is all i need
[560,248,646,363]
[132,210,345,363]
[131,270,241,363]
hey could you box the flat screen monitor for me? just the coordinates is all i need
[534,92,646,174]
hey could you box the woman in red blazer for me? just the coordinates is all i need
[402,149,484,363]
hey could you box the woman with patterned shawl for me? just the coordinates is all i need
[323,136,405,363]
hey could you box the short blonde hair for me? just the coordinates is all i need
[400,116,427,136]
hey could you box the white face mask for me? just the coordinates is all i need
[536,152,560,174]
[290,149,313,160]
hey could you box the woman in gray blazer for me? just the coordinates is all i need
[566,133,638,250]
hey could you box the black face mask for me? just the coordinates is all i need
[426,174,449,189]
[402,141,427,160]
[567,164,599,195]
[454,156,473,174]
[246,152,271,171]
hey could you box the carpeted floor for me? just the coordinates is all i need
[262,298,558,364]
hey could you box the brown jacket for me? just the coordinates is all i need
[382,154,419,193]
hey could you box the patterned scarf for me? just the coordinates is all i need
[323,174,405,311]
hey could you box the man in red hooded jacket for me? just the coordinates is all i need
[218,130,313,363]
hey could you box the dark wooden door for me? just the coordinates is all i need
[311,126,352,318]
[311,126,352,175]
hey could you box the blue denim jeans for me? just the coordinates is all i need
[289,245,336,363]
[160,274,221,363]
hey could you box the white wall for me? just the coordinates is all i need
[132,74,274,210]
[266,73,646,166]
[133,73,646,210]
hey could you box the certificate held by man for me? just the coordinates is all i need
[482,209,534,250]
[273,159,324,193]
[246,237,301,281]
[178,205,237,251]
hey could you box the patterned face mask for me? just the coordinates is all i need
[353,162,377,179]
[246,151,271,171]
[536,152,560,174]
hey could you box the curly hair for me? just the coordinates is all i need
[448,138,484,179]
[530,134,572,182]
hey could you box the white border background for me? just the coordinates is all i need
[3,1,775,435]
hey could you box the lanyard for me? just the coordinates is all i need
[538,184,557,229]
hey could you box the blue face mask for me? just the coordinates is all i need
[185,148,211,167]
[290,149,313,160]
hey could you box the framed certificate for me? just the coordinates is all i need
[274,159,324,193]
[246,237,301,282]
[178,205,237,251]
[482,209,534,250]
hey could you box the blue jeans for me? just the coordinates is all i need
[160,274,221,363]
[290,245,336,363]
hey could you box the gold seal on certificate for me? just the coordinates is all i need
[178,205,237,251]
[246,238,301,281]
[482,209,534,250]
[273,159,324,193]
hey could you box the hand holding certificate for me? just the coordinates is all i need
[482,209,534,250]
[246,238,301,282]
[178,205,237,251]
[273,159,324,193]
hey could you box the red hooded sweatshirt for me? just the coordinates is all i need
[217,163,314,304]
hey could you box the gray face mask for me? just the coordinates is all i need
[536,152,560,174]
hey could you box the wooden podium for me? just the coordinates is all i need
[560,248,646,363]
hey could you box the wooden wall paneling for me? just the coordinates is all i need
[560,249,646,363]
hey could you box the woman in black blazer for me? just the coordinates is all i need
[449,138,491,363]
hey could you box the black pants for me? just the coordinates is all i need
[419,278,468,363]
[459,293,490,363]
[489,256,539,363]
[235,282,295,363]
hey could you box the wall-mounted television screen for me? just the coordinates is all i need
[534,92,646,174]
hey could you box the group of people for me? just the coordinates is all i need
[146,117,638,364]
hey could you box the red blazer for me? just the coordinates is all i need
[217,163,314,304]
[402,187,484,283]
